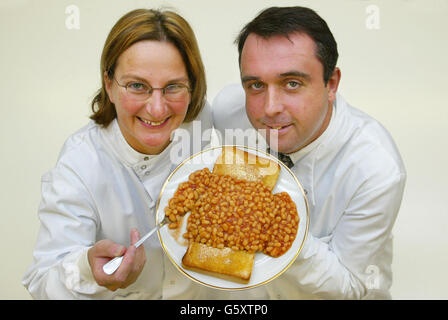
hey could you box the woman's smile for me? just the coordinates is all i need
[137,115,171,128]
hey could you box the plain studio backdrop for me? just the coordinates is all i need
[1,0,447,299]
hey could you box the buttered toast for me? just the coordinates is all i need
[212,146,280,191]
[182,242,255,281]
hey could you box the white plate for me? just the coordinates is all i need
[156,145,309,290]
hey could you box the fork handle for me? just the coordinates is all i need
[134,221,164,248]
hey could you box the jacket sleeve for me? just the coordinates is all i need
[285,170,406,299]
[22,163,114,299]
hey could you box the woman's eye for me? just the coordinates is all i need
[128,82,147,91]
[165,84,183,93]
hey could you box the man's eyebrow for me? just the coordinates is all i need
[280,71,311,80]
[241,71,311,84]
[241,75,260,83]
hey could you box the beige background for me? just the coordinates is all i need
[1,0,447,299]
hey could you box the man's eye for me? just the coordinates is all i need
[249,82,265,90]
[285,80,301,90]
[128,82,147,92]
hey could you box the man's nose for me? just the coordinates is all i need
[264,87,284,116]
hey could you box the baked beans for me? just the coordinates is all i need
[165,168,299,257]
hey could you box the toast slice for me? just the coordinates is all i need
[212,146,280,191]
[182,147,281,282]
[182,242,255,281]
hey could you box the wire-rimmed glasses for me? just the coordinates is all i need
[113,78,191,102]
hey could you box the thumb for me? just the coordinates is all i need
[130,228,141,247]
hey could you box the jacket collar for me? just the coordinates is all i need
[103,119,158,166]
[101,118,197,174]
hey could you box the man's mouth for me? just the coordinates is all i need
[266,123,291,130]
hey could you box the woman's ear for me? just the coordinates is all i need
[327,67,341,103]
[104,71,115,104]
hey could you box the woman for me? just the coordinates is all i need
[22,8,212,299]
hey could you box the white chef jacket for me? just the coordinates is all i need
[199,84,406,299]
[22,103,213,299]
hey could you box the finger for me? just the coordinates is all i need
[113,244,136,285]
[88,240,126,278]
[130,229,146,272]
[88,240,127,288]
[111,230,143,288]
[130,228,140,246]
[94,239,126,258]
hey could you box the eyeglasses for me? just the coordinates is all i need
[113,78,191,102]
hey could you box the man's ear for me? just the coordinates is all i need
[104,71,114,104]
[327,67,341,103]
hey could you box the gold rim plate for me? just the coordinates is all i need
[156,145,309,290]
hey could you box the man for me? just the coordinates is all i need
[212,6,406,299]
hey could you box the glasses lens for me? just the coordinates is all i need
[164,84,189,102]
[125,82,150,101]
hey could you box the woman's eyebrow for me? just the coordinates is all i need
[120,74,189,84]
[119,73,148,82]
[166,77,190,84]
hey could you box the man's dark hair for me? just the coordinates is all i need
[236,6,338,84]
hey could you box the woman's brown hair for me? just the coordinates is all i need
[90,8,206,126]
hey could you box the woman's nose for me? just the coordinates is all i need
[145,90,167,118]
